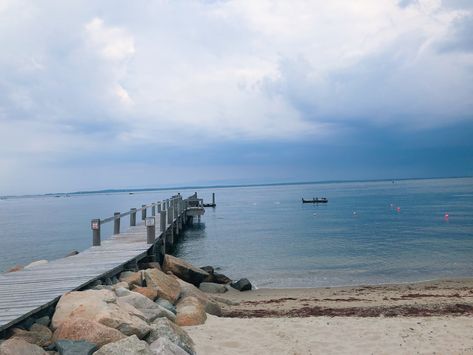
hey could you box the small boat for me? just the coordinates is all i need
[302,197,328,203]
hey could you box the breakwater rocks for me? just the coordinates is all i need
[0,256,252,354]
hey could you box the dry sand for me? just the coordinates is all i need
[186,279,473,354]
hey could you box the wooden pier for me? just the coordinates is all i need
[0,192,206,334]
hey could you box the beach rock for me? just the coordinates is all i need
[132,286,158,300]
[175,278,222,316]
[119,271,143,287]
[200,266,214,275]
[175,297,207,326]
[118,292,176,322]
[0,338,47,355]
[35,315,51,327]
[52,318,125,347]
[143,268,181,304]
[163,255,209,286]
[115,287,132,297]
[93,335,152,355]
[10,323,52,347]
[64,250,79,257]
[55,339,97,355]
[113,282,130,290]
[147,318,195,354]
[24,260,48,269]
[51,289,150,338]
[6,264,23,272]
[155,298,177,314]
[230,278,252,291]
[213,273,232,284]
[199,282,227,294]
[149,338,188,355]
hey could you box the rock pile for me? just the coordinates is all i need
[0,256,251,354]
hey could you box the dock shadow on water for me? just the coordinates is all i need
[173,223,207,255]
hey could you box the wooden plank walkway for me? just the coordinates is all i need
[0,214,167,332]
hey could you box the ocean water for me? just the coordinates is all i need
[1,178,472,288]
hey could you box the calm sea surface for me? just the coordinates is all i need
[1,178,472,288]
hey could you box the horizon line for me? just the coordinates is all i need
[1,175,472,199]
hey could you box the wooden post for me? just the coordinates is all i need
[167,202,173,225]
[113,212,121,235]
[212,192,215,206]
[130,208,137,226]
[91,219,101,246]
[160,210,166,232]
[157,202,161,213]
[151,204,156,216]
[146,217,155,244]
[141,204,147,220]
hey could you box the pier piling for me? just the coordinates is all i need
[130,208,137,226]
[113,212,120,235]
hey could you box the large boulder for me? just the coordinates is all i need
[0,338,47,355]
[230,278,252,291]
[149,338,188,355]
[143,269,181,304]
[131,286,158,301]
[10,323,52,347]
[147,318,195,355]
[176,278,222,316]
[52,318,125,347]
[175,297,206,327]
[93,335,153,355]
[199,282,227,294]
[162,255,209,286]
[118,292,176,322]
[51,289,150,338]
[55,339,98,355]
[119,271,143,287]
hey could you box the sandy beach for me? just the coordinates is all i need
[186,279,473,354]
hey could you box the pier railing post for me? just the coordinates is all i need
[130,208,137,226]
[167,202,173,225]
[152,204,156,216]
[160,210,166,232]
[91,219,101,246]
[141,204,147,220]
[113,212,120,235]
[157,202,162,213]
[146,217,156,244]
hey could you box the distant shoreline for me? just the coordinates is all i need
[2,175,472,200]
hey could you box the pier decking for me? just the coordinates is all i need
[0,193,205,333]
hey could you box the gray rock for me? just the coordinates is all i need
[111,276,119,284]
[118,293,176,322]
[199,282,227,294]
[55,340,97,355]
[104,278,113,286]
[149,338,188,355]
[200,266,214,275]
[155,298,177,314]
[93,335,152,355]
[147,318,195,355]
[230,278,252,291]
[115,287,132,297]
[213,272,232,284]
[35,316,51,327]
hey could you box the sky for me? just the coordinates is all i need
[0,0,472,195]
